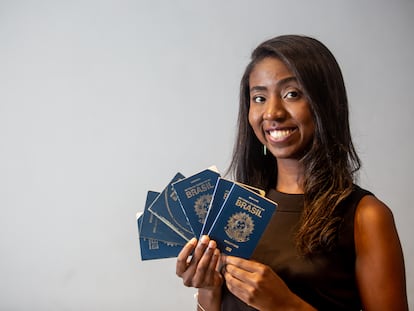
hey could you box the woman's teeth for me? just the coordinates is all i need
[269,129,294,139]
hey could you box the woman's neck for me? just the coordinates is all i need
[276,159,304,194]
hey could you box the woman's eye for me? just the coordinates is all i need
[283,90,300,99]
[252,96,266,103]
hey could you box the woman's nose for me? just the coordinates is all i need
[263,96,286,121]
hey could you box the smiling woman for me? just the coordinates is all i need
[175,35,408,311]
[0,1,412,310]
[248,57,315,162]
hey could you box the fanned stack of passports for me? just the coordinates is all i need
[137,166,277,260]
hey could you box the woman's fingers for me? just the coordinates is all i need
[193,240,220,287]
[224,255,257,272]
[176,237,197,276]
[176,236,222,288]
[191,235,211,266]
[224,267,252,297]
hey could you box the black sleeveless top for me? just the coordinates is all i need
[221,185,372,311]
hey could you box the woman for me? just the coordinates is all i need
[176,35,408,311]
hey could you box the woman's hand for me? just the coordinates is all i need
[223,256,316,311]
[176,235,223,290]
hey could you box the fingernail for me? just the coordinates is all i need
[208,240,216,249]
[200,235,209,244]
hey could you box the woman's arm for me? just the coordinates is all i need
[176,235,223,311]
[354,195,408,311]
[196,287,222,311]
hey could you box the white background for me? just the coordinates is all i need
[0,0,413,310]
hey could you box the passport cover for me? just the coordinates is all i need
[139,190,187,245]
[200,178,233,237]
[208,182,277,258]
[137,192,183,260]
[201,178,261,237]
[138,233,183,260]
[172,167,220,237]
[148,172,195,242]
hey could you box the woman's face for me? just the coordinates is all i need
[248,57,315,161]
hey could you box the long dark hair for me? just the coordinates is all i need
[228,35,361,254]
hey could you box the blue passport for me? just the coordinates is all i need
[137,191,184,260]
[172,167,220,237]
[200,178,233,237]
[139,190,187,245]
[148,173,195,242]
[208,182,277,259]
[138,232,183,260]
[200,178,267,237]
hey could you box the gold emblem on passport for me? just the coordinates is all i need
[194,194,213,224]
[224,212,254,242]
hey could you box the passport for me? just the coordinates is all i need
[138,233,183,260]
[172,167,220,237]
[137,168,277,261]
[199,177,233,237]
[139,190,187,245]
[148,172,195,242]
[207,182,277,259]
[200,178,267,237]
[137,191,184,260]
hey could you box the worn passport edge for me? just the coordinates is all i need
[148,172,195,242]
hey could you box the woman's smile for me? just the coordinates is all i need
[248,57,315,160]
[266,126,297,142]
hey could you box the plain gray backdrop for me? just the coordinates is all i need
[0,0,413,310]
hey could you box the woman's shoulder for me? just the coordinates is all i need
[348,184,395,232]
[354,190,395,235]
